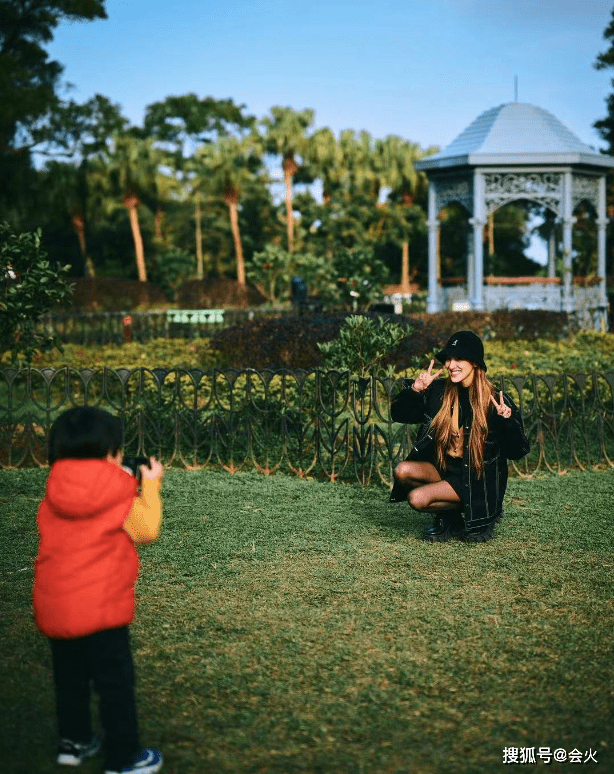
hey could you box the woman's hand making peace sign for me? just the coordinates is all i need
[490,390,512,419]
[412,359,444,392]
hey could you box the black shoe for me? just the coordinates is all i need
[423,512,461,542]
[424,517,452,542]
[57,735,101,766]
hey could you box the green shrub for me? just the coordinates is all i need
[317,315,411,377]
[483,332,614,377]
[1,222,73,363]
[246,245,324,305]
[24,337,221,369]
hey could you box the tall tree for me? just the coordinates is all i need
[194,135,262,285]
[260,107,314,253]
[38,160,91,273]
[38,94,128,275]
[143,94,255,159]
[105,133,162,282]
[304,127,343,204]
[338,129,379,199]
[0,0,108,218]
[144,94,256,278]
[594,9,614,283]
[380,135,434,290]
[594,7,614,151]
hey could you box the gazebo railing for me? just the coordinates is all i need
[1,368,613,483]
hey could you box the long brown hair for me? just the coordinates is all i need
[430,367,496,478]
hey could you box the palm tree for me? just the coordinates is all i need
[106,133,162,282]
[380,136,432,291]
[194,134,262,285]
[41,160,95,276]
[304,127,342,204]
[260,107,314,253]
[184,160,215,281]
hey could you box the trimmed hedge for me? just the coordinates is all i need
[176,278,267,309]
[210,310,577,370]
[209,312,434,370]
[65,279,168,311]
[20,338,219,370]
[410,309,577,341]
[22,330,613,376]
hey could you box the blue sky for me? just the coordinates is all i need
[50,0,614,154]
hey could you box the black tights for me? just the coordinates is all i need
[50,626,140,770]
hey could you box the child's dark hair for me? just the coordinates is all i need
[48,406,123,465]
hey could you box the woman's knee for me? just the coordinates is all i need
[394,460,419,484]
[408,487,429,511]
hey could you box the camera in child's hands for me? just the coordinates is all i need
[122,455,151,481]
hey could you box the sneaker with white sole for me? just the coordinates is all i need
[104,747,163,774]
[56,734,101,766]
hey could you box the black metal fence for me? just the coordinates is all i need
[2,367,613,483]
[37,308,291,345]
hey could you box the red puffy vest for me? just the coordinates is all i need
[33,459,139,639]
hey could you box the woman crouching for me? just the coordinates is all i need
[390,330,530,543]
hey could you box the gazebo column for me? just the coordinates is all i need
[466,228,475,304]
[426,182,440,313]
[562,172,575,315]
[469,218,486,310]
[597,174,609,329]
[561,219,575,314]
[547,222,557,280]
[470,171,485,310]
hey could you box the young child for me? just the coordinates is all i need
[33,406,164,773]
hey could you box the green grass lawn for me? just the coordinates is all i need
[1,468,612,774]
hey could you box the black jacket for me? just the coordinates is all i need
[391,379,530,533]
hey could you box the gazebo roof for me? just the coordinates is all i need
[416,102,614,170]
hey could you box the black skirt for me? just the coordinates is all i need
[437,454,464,504]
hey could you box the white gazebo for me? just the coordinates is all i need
[415,102,614,329]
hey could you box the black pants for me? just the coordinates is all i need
[49,626,140,770]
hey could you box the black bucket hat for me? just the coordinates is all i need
[435,330,487,372]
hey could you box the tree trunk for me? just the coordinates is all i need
[195,192,204,280]
[283,156,298,253]
[155,206,165,243]
[124,194,147,282]
[401,193,414,292]
[71,214,95,277]
[71,214,87,258]
[401,241,410,292]
[225,190,245,285]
